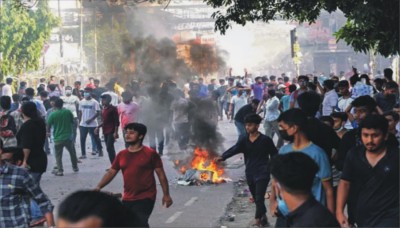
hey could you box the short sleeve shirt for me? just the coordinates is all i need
[279,143,331,205]
[78,99,100,127]
[61,95,79,118]
[117,102,139,129]
[111,146,163,201]
[47,109,74,142]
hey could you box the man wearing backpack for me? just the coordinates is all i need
[0,96,17,147]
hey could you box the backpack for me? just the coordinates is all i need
[0,111,17,138]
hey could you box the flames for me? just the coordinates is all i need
[176,147,225,183]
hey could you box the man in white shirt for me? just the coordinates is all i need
[336,80,354,130]
[229,90,247,118]
[61,86,80,143]
[261,90,283,148]
[2,78,13,98]
[78,87,102,159]
[322,80,338,116]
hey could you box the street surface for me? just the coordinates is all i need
[42,119,252,227]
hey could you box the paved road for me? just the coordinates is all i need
[42,119,246,227]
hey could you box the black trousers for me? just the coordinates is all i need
[123,199,155,227]
[247,177,269,219]
[104,133,116,163]
[175,123,190,150]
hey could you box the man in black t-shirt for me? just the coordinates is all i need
[374,81,398,112]
[336,115,399,227]
[216,114,277,227]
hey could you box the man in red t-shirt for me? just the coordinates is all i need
[94,123,173,227]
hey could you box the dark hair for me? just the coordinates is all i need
[124,123,147,138]
[244,114,262,124]
[288,84,297,93]
[251,98,260,106]
[319,116,334,127]
[359,115,389,135]
[2,147,24,163]
[349,75,360,87]
[323,80,335,90]
[6,78,13,84]
[58,191,130,227]
[331,112,348,122]
[60,79,65,84]
[40,91,48,98]
[255,76,261,81]
[94,79,100,84]
[283,76,289,82]
[84,87,93,92]
[337,80,349,88]
[360,74,371,85]
[269,153,319,194]
[307,82,317,91]
[385,81,399,90]
[37,86,45,94]
[0,96,11,110]
[384,111,400,122]
[373,78,384,86]
[48,84,56,92]
[268,89,276,97]
[121,91,133,99]
[277,109,308,132]
[384,68,393,81]
[100,94,112,102]
[12,94,20,102]
[54,98,63,109]
[20,81,27,87]
[74,81,81,86]
[269,75,276,80]
[219,79,225,83]
[0,139,3,150]
[298,75,309,82]
[89,77,94,80]
[21,102,39,119]
[351,96,377,113]
[297,91,321,117]
[25,88,35,97]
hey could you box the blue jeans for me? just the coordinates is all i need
[234,120,246,141]
[79,126,102,156]
[30,172,43,220]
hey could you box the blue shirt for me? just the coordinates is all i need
[280,95,290,111]
[279,143,331,205]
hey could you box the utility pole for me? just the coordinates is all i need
[58,0,64,74]
[80,0,83,71]
[94,6,97,74]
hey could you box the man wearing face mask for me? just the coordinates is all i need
[289,75,309,109]
[374,81,398,112]
[271,109,334,222]
[336,115,399,227]
[78,87,102,159]
[61,86,80,144]
[270,153,339,227]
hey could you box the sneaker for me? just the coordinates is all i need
[79,155,87,159]
[51,169,58,175]
[29,217,46,227]
[54,171,63,176]
[73,168,79,172]
[98,151,103,157]
[91,151,97,155]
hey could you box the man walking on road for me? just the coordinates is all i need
[215,114,277,227]
[95,94,119,164]
[336,115,399,227]
[78,87,103,159]
[94,123,173,227]
[47,98,79,176]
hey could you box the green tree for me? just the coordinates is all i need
[205,0,399,57]
[0,0,59,79]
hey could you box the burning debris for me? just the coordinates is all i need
[175,147,229,185]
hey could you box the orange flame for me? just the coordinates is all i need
[190,147,225,183]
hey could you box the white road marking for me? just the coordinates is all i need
[184,197,198,207]
[165,211,183,224]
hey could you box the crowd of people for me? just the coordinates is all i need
[0,66,399,227]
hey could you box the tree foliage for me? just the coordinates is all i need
[0,0,59,78]
[205,0,399,57]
